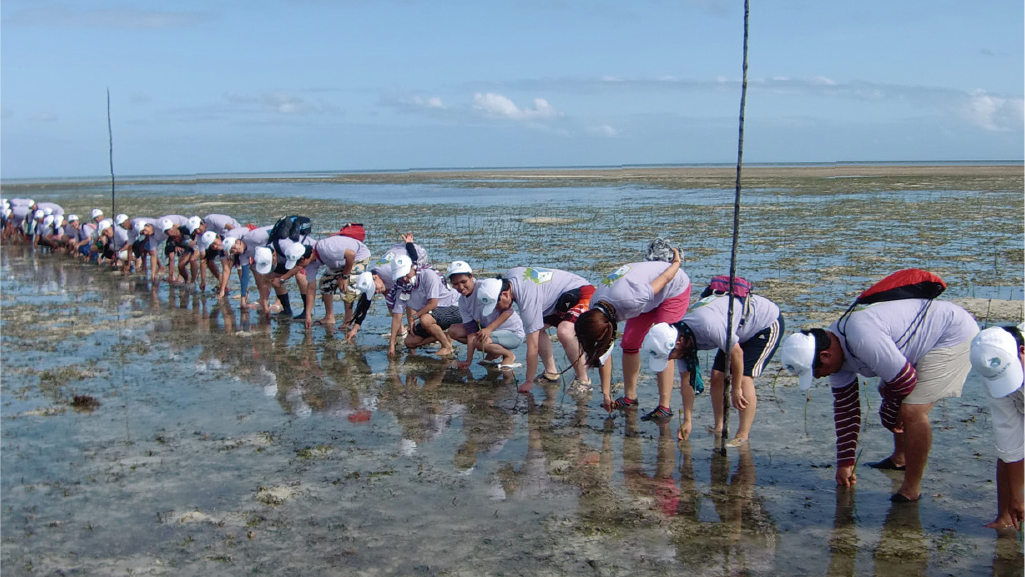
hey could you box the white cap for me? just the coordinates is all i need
[98,219,112,232]
[198,231,218,252]
[115,213,129,225]
[477,277,502,316]
[253,247,274,275]
[187,216,202,232]
[42,215,54,226]
[780,332,817,391]
[353,271,375,299]
[970,327,1024,398]
[43,207,53,216]
[642,322,678,373]
[33,209,44,219]
[222,236,238,253]
[391,255,413,279]
[283,242,307,270]
[448,260,472,277]
[90,208,103,219]
[67,214,79,223]
[161,219,174,232]
[134,220,148,233]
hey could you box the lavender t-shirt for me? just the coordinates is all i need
[204,214,241,235]
[505,267,589,335]
[682,294,780,352]
[591,261,690,321]
[828,299,978,387]
[305,235,371,278]
[392,268,460,314]
[458,283,527,338]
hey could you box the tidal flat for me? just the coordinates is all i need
[1,165,1023,576]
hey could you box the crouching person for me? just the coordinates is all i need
[446,262,525,369]
[388,255,460,357]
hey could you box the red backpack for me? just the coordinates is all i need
[838,268,947,353]
[855,268,946,305]
[337,223,365,242]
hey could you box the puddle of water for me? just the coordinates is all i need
[1,170,1023,575]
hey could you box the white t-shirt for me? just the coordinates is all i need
[505,266,589,335]
[682,294,780,352]
[992,388,1025,463]
[828,299,978,387]
[591,261,690,321]
[391,268,460,314]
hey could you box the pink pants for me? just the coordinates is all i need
[621,289,691,354]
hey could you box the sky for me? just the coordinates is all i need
[1,0,1022,179]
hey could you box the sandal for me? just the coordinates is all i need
[611,397,638,410]
[725,437,748,448]
[641,406,672,422]
[535,371,561,383]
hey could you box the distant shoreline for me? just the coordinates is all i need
[2,162,1022,189]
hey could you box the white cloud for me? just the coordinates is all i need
[588,124,620,137]
[222,92,339,115]
[472,93,561,121]
[5,6,211,29]
[962,91,1025,132]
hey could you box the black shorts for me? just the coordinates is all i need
[711,314,784,378]
[412,305,462,338]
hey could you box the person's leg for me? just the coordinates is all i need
[537,327,559,375]
[710,369,726,434]
[483,342,515,365]
[656,361,675,409]
[622,352,641,401]
[735,375,757,442]
[420,314,453,354]
[895,401,935,500]
[321,292,335,325]
[556,320,588,382]
[679,376,695,440]
[448,322,468,344]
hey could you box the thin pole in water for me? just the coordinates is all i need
[722,0,750,454]
[107,89,116,215]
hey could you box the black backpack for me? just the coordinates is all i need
[269,215,312,253]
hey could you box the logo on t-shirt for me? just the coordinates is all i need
[523,267,554,284]
[602,265,631,287]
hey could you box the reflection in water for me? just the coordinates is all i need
[669,442,778,575]
[992,532,1024,577]
[827,487,857,577]
[873,499,928,577]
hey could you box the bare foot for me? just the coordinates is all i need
[313,316,335,327]
[436,348,455,357]
[677,419,693,441]
[984,517,1017,530]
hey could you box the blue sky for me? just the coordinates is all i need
[2,0,1022,179]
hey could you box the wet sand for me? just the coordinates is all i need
[2,166,1023,576]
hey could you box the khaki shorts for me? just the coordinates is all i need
[903,339,973,405]
[318,258,369,300]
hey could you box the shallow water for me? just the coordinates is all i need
[1,171,1023,575]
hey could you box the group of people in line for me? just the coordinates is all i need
[2,196,1021,530]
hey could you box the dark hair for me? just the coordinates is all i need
[576,302,617,368]
[302,245,314,260]
[1001,325,1024,348]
